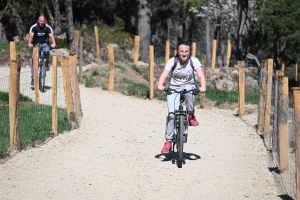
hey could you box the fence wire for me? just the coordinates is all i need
[258,68,296,199]
[0,62,73,159]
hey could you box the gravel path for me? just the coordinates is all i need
[0,85,279,199]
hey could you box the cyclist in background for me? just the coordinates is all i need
[157,40,206,154]
[28,14,56,86]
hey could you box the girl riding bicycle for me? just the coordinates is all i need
[157,41,206,154]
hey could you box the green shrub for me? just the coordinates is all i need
[85,78,94,87]
[91,69,100,76]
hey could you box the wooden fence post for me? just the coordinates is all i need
[71,30,80,53]
[108,44,115,91]
[78,37,83,84]
[61,57,76,127]
[264,59,274,144]
[70,53,83,123]
[200,55,206,109]
[134,35,140,65]
[238,61,245,116]
[10,41,16,60]
[277,75,289,172]
[212,39,217,69]
[258,61,268,131]
[296,63,298,82]
[281,62,285,73]
[33,46,40,104]
[227,40,231,67]
[9,60,21,150]
[165,40,170,64]
[292,88,300,200]
[192,42,196,57]
[149,45,154,100]
[52,56,58,136]
[94,26,101,65]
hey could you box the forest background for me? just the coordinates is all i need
[0,0,300,70]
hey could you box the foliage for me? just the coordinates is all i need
[85,20,134,50]
[256,0,300,68]
[91,69,100,76]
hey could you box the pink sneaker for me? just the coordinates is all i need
[161,141,172,154]
[188,114,199,126]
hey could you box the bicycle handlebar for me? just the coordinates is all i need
[164,87,199,96]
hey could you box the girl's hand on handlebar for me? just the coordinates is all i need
[157,85,165,92]
[199,86,206,93]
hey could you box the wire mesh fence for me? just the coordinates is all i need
[0,57,78,159]
[258,67,297,199]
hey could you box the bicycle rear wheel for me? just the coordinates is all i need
[177,115,184,168]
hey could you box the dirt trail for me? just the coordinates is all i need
[0,85,279,199]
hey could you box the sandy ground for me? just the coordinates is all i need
[0,83,281,199]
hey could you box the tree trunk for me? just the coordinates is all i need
[53,0,61,35]
[0,20,8,43]
[138,0,151,62]
[206,17,212,63]
[236,0,249,61]
[66,0,75,46]
[7,1,25,39]
[45,2,54,27]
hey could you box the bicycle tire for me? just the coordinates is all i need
[177,115,184,168]
[39,64,46,92]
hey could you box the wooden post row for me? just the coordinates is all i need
[264,59,274,145]
[277,74,289,172]
[212,39,217,69]
[108,44,115,91]
[94,26,101,65]
[149,45,154,100]
[192,42,196,57]
[61,57,77,127]
[52,56,58,136]
[9,60,21,150]
[292,88,300,200]
[227,40,231,67]
[200,55,206,109]
[70,53,83,124]
[165,40,170,64]
[33,46,40,104]
[238,61,245,116]
[134,35,140,65]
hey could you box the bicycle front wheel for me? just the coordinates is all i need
[39,65,46,92]
[177,115,184,168]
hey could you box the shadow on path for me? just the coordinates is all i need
[155,151,201,163]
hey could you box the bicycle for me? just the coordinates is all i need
[38,45,50,92]
[164,86,200,168]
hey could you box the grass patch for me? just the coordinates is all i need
[115,65,125,73]
[131,64,143,75]
[0,91,31,102]
[119,78,149,97]
[0,91,72,158]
